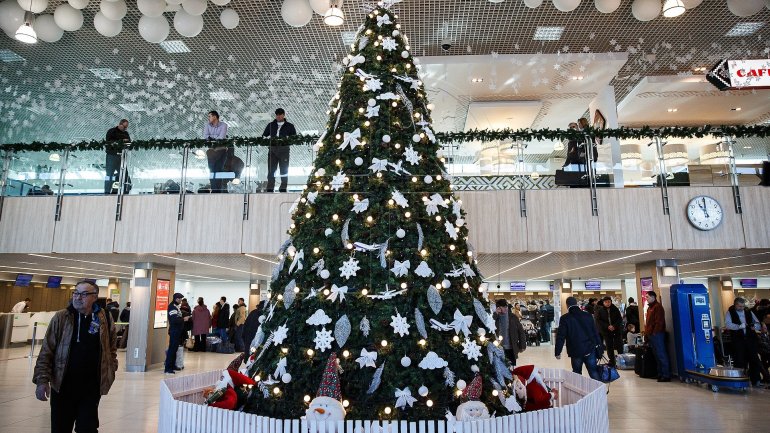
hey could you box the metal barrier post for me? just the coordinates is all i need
[0,149,11,221]
[26,321,38,359]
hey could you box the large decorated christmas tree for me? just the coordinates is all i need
[240,3,516,422]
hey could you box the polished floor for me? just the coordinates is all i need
[0,343,767,432]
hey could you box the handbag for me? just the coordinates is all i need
[598,357,621,383]
[185,337,195,350]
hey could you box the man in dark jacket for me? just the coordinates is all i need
[216,296,231,344]
[724,297,765,386]
[555,297,601,380]
[242,300,268,356]
[493,299,527,367]
[105,119,131,194]
[596,296,623,367]
[119,302,131,323]
[540,300,555,342]
[164,293,188,374]
[262,108,297,193]
[625,297,640,332]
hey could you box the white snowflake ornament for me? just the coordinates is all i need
[339,256,360,279]
[314,327,335,352]
[461,337,482,361]
[382,37,397,51]
[390,310,410,337]
[331,170,346,191]
[404,145,421,165]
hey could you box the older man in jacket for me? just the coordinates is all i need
[555,297,602,380]
[33,281,117,433]
[493,299,527,367]
[596,296,623,367]
[645,291,671,382]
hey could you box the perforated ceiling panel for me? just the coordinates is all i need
[1,0,769,149]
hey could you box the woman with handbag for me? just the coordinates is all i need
[192,297,212,352]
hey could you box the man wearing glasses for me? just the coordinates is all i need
[33,281,118,433]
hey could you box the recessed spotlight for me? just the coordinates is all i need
[159,40,191,53]
[533,26,564,41]
[471,78,483,83]
[667,108,678,113]
[571,76,584,80]
[731,107,742,111]
[725,22,765,37]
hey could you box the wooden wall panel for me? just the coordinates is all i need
[457,191,527,253]
[114,195,179,253]
[0,197,56,253]
[242,194,299,254]
[667,187,745,250]
[52,196,117,253]
[176,194,244,253]
[526,189,600,252]
[740,187,770,249]
[597,189,673,250]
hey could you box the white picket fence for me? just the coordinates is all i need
[158,369,608,433]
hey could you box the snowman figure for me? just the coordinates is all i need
[454,373,490,421]
[305,353,347,431]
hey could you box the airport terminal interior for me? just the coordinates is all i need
[1,0,770,432]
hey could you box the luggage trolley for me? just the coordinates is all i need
[670,284,750,393]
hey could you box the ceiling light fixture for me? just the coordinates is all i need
[667,108,678,113]
[324,1,344,27]
[15,12,38,44]
[533,26,564,41]
[471,78,483,83]
[620,144,643,167]
[571,76,584,80]
[159,40,191,53]
[663,143,689,167]
[731,107,742,111]
[725,22,764,37]
[662,0,685,18]
[699,142,730,165]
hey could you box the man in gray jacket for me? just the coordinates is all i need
[494,299,527,366]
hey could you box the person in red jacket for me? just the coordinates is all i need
[645,291,670,382]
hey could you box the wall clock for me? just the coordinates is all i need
[686,196,723,231]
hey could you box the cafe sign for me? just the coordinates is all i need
[708,59,770,90]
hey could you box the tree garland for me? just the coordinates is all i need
[1,124,768,153]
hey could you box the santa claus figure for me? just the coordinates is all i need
[205,369,256,410]
[454,373,490,421]
[512,365,558,411]
[305,353,347,431]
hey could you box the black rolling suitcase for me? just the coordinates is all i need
[634,345,658,379]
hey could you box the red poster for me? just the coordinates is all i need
[154,280,170,329]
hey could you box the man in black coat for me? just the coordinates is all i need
[555,297,602,380]
[216,297,231,344]
[104,119,131,194]
[540,300,555,342]
[164,293,187,374]
[493,299,527,367]
[262,108,297,193]
[596,296,623,367]
[625,297,640,333]
[242,300,268,357]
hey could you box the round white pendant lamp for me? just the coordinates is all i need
[662,0,685,17]
[0,0,27,35]
[53,3,83,31]
[523,0,543,7]
[33,13,63,42]
[17,0,46,13]
[281,0,313,27]
[68,0,89,9]
[552,0,581,12]
[727,0,764,17]
[100,0,126,21]
[632,0,661,21]
[594,0,620,14]
[182,0,207,16]
[93,11,122,37]
[173,9,203,37]
[137,0,166,18]
[138,14,169,43]
[699,143,730,165]
[219,8,239,29]
[680,0,702,8]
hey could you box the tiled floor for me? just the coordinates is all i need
[0,344,767,432]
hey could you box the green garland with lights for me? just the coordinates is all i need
[1,124,768,154]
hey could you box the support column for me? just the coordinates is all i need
[589,85,623,187]
[635,259,680,376]
[707,277,734,328]
[125,262,175,373]
[553,279,572,327]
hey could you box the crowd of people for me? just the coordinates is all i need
[102,108,296,195]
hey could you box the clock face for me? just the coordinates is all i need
[686,196,723,231]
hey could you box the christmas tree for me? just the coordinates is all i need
[242,3,512,421]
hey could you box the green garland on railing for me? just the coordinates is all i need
[1,124,768,153]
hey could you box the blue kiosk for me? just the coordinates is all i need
[669,284,750,392]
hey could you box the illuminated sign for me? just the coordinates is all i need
[708,59,770,90]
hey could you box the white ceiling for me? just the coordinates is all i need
[618,74,770,127]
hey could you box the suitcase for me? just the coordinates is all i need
[617,353,636,370]
[634,346,658,378]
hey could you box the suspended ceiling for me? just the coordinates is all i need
[1,0,769,150]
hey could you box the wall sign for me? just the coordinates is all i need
[708,59,770,90]
[510,281,526,291]
[584,280,601,290]
[153,279,170,329]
